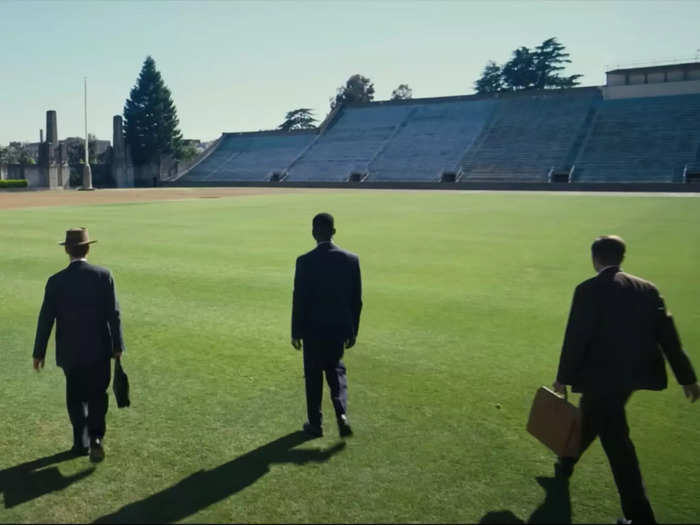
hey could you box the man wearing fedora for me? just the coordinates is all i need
[291,213,362,438]
[33,228,125,463]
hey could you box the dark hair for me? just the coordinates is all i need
[312,212,335,240]
[65,244,90,259]
[591,235,625,266]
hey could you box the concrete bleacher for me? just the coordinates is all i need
[175,87,700,187]
[573,93,700,183]
[183,131,316,182]
[459,88,602,183]
[368,100,496,181]
[286,105,412,182]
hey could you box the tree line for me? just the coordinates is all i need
[1,37,580,168]
[124,36,582,164]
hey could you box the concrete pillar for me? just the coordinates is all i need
[113,115,124,154]
[46,110,57,144]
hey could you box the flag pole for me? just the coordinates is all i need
[82,76,94,190]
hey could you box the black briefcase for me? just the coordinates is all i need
[113,359,131,408]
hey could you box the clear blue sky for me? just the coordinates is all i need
[1,0,699,145]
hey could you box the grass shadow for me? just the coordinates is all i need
[0,450,95,508]
[479,475,571,524]
[94,431,346,523]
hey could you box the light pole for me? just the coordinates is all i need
[82,76,94,190]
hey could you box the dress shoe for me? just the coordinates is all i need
[69,445,90,457]
[90,438,105,463]
[302,422,323,438]
[337,414,353,438]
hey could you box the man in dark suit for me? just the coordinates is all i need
[553,235,699,524]
[291,213,362,438]
[33,228,125,463]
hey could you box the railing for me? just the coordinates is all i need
[604,55,700,70]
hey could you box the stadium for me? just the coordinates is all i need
[2,26,700,525]
[165,61,700,190]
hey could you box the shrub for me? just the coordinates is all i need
[0,179,28,188]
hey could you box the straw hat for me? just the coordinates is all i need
[59,228,97,247]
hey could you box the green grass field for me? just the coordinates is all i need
[1,189,699,523]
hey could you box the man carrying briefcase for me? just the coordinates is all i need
[553,235,699,524]
[33,228,125,463]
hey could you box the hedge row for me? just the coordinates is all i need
[0,179,28,188]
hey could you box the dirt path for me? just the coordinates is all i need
[0,187,330,210]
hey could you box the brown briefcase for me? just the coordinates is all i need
[526,386,581,457]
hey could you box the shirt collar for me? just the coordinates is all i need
[598,265,620,274]
[70,258,88,264]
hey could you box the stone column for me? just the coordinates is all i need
[46,111,58,144]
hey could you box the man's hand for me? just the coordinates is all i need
[683,383,700,403]
[552,380,567,396]
[344,337,356,349]
[291,338,302,351]
[113,352,122,360]
[33,358,45,371]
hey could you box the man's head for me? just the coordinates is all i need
[60,228,96,260]
[312,212,335,243]
[591,235,626,271]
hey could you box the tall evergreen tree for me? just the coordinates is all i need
[123,56,183,165]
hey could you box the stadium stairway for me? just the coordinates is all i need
[180,131,316,182]
[572,93,700,183]
[459,88,602,183]
[286,105,413,182]
[367,99,497,182]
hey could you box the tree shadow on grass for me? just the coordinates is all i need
[94,431,346,523]
[0,450,95,508]
[479,475,571,524]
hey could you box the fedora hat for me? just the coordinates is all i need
[59,228,97,247]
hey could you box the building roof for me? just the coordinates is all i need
[606,61,700,75]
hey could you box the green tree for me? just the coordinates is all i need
[123,56,183,165]
[474,37,581,93]
[474,61,504,94]
[502,47,539,90]
[278,108,317,131]
[533,37,582,89]
[0,143,34,165]
[390,84,413,100]
[330,74,375,110]
[64,135,98,166]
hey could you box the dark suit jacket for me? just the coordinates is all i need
[557,266,696,394]
[33,260,125,370]
[292,242,362,342]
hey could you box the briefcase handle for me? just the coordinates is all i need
[545,385,569,402]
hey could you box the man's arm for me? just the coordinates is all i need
[107,272,125,358]
[291,257,306,347]
[33,278,56,369]
[654,290,697,389]
[556,283,596,387]
[351,256,362,339]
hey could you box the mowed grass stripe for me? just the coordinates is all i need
[0,191,698,523]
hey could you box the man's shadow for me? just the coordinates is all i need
[0,451,95,508]
[94,431,346,524]
[479,475,571,524]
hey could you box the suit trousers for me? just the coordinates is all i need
[578,391,656,524]
[302,337,348,426]
[63,359,111,446]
